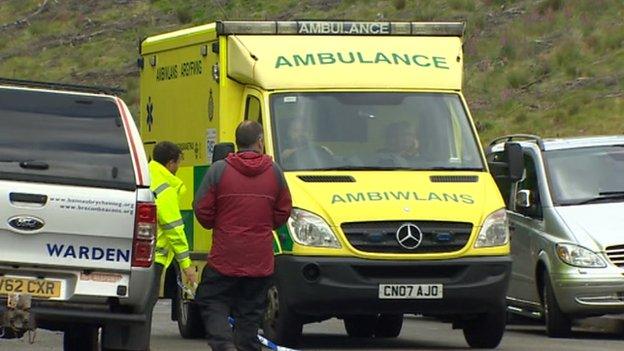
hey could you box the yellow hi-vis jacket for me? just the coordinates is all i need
[149,160,192,270]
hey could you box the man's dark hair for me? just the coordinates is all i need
[235,120,263,149]
[153,141,182,165]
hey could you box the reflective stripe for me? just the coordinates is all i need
[155,247,169,256]
[162,218,184,230]
[176,251,190,261]
[153,183,169,196]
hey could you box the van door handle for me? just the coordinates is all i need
[9,193,48,205]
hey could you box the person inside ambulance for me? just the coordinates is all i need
[280,118,333,169]
[378,121,421,167]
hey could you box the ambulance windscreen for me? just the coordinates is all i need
[270,92,484,172]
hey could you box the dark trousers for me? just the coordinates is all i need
[195,267,272,351]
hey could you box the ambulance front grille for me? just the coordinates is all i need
[606,244,624,268]
[341,221,472,254]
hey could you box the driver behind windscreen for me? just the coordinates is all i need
[379,121,421,165]
[280,118,333,165]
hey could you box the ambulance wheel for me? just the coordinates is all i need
[462,307,506,349]
[344,315,377,338]
[375,314,403,338]
[263,285,302,347]
[63,325,99,351]
[176,281,204,339]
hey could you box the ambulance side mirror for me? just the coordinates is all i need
[212,143,235,163]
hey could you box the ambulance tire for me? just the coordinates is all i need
[176,282,205,339]
[462,307,506,349]
[262,285,302,347]
[344,315,377,338]
[374,314,403,338]
[63,325,99,351]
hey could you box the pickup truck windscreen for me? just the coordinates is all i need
[0,88,136,190]
[270,92,484,172]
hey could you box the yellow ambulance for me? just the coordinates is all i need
[139,21,516,349]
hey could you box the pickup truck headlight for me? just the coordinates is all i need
[556,243,606,268]
[475,208,509,248]
[287,209,341,248]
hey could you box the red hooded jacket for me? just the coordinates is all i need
[194,151,292,277]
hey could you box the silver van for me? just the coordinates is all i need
[487,135,624,337]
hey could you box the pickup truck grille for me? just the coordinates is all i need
[606,244,624,268]
[341,221,472,254]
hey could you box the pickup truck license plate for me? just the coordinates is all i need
[0,277,61,298]
[379,284,443,299]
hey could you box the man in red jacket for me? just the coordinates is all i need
[194,120,292,351]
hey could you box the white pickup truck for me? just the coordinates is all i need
[0,79,156,351]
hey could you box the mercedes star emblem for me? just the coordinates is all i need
[396,223,423,250]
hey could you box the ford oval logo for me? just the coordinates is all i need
[8,216,45,231]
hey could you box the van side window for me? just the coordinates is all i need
[516,154,543,219]
[245,95,262,125]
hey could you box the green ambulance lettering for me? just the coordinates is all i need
[331,191,475,204]
[413,192,426,201]
[275,52,450,69]
[460,194,475,204]
[443,193,459,202]
[392,53,411,65]
[428,192,443,201]
[412,55,431,67]
[375,52,392,64]
[346,192,365,202]
[389,191,410,200]
[367,192,383,201]
[433,56,450,69]
[332,194,347,204]
[337,52,356,64]
[275,56,293,68]
[294,54,315,66]
[318,53,336,65]
[356,52,374,64]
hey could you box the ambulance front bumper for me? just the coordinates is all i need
[274,255,511,317]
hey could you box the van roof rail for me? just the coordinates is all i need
[487,134,545,152]
[216,20,465,37]
[0,77,126,95]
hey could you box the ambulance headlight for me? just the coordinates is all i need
[475,208,509,248]
[287,209,341,248]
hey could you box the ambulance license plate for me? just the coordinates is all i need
[379,284,443,299]
[0,277,61,298]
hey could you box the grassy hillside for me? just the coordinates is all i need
[1,0,622,143]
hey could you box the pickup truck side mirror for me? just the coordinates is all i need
[505,142,524,183]
[212,142,235,163]
[515,189,533,208]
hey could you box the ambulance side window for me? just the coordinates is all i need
[245,96,262,125]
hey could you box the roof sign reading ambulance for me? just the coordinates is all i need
[217,21,465,37]
[227,35,464,90]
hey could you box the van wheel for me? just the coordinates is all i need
[542,275,572,338]
[176,279,204,339]
[375,314,403,338]
[63,325,99,351]
[462,307,506,349]
[262,285,302,347]
[344,315,377,338]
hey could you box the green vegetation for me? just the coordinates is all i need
[1,0,622,142]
